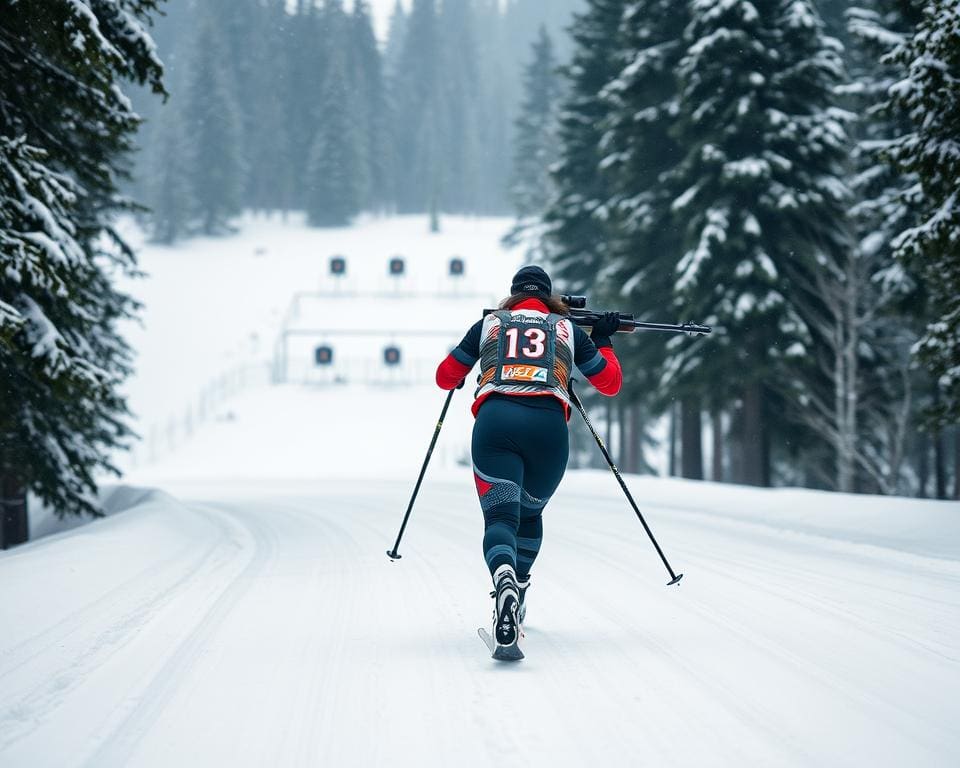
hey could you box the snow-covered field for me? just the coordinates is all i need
[3,455,958,766]
[116,213,514,471]
[2,215,959,767]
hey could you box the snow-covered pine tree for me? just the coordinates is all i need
[183,7,244,235]
[818,0,853,40]
[793,0,929,494]
[595,0,694,476]
[148,102,195,244]
[500,0,586,136]
[438,0,484,214]
[883,0,960,428]
[505,26,561,260]
[669,0,850,487]
[846,1,923,268]
[474,0,512,213]
[543,0,627,287]
[384,0,409,82]
[0,0,165,542]
[350,0,393,213]
[244,0,296,215]
[306,1,363,228]
[206,0,257,208]
[393,0,444,214]
[284,1,329,207]
[126,0,188,210]
[541,0,638,472]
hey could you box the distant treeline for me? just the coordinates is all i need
[134,0,584,241]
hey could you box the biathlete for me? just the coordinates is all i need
[435,266,622,659]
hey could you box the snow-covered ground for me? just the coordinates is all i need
[3,215,959,766]
[3,444,958,766]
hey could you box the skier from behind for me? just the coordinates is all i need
[435,266,622,660]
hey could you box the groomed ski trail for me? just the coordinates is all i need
[1,475,958,767]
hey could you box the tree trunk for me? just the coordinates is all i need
[934,427,947,500]
[742,381,767,486]
[620,402,635,474]
[834,329,854,492]
[954,427,960,501]
[429,193,440,233]
[668,400,677,477]
[730,403,744,484]
[763,417,772,487]
[917,431,930,498]
[632,404,644,474]
[837,258,860,493]
[680,395,703,480]
[712,409,724,482]
[620,403,628,473]
[1,471,29,550]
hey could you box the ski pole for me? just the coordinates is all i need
[568,381,684,586]
[387,388,456,560]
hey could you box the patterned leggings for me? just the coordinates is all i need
[471,396,569,581]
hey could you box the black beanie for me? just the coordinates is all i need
[510,265,552,297]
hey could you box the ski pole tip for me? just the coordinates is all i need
[386,550,402,561]
[667,573,683,586]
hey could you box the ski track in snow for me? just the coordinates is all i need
[1,478,958,767]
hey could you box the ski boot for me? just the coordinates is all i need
[489,574,530,624]
[490,564,524,661]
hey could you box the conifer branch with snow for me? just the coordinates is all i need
[881,0,960,426]
[0,0,165,526]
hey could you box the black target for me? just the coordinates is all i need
[315,345,334,366]
[383,346,401,366]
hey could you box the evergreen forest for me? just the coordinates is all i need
[134,0,585,238]
[1,0,959,546]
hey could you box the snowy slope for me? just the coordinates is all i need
[2,454,958,766]
[4,214,959,767]
[5,377,960,767]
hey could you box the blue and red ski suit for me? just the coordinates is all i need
[436,298,622,580]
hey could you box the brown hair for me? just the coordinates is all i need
[498,293,571,315]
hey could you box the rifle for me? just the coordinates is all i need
[483,295,712,336]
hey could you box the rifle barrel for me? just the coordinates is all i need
[621,320,712,336]
[481,308,711,336]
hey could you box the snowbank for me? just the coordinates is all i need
[27,485,184,542]
[1,486,208,651]
[562,471,960,562]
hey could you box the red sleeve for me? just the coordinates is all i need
[436,353,471,390]
[586,347,622,396]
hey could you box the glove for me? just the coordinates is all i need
[591,312,621,348]
[456,378,465,389]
